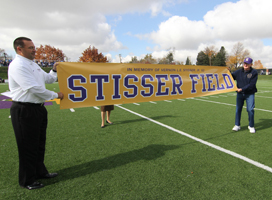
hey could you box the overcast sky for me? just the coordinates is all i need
[1,0,272,68]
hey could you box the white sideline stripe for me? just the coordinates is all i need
[193,99,236,107]
[93,106,99,110]
[258,90,272,91]
[164,100,172,102]
[256,95,272,99]
[194,98,272,113]
[133,103,140,105]
[149,101,157,104]
[117,105,272,173]
[70,108,75,112]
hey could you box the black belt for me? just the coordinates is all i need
[13,101,44,106]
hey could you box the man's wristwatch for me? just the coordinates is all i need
[53,69,57,72]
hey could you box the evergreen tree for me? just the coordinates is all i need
[158,52,174,64]
[196,51,209,65]
[166,52,174,63]
[213,46,227,66]
[185,57,192,65]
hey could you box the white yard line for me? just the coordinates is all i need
[209,96,219,98]
[258,87,272,89]
[117,105,272,173]
[258,91,272,94]
[192,98,272,113]
[256,95,272,99]
[193,98,236,107]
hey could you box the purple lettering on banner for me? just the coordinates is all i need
[68,75,87,102]
[206,74,216,91]
[155,74,169,96]
[112,74,122,99]
[141,74,154,97]
[90,75,109,101]
[124,74,138,98]
[222,74,234,89]
[214,74,225,90]
[189,74,199,93]
[200,74,207,92]
[170,74,183,95]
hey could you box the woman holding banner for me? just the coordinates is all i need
[101,105,114,128]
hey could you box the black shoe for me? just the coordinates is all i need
[101,125,105,128]
[37,173,58,179]
[21,182,44,190]
[106,120,113,124]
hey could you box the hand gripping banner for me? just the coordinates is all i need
[57,63,237,109]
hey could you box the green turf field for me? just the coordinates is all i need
[0,77,272,199]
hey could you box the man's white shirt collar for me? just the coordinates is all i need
[16,54,34,65]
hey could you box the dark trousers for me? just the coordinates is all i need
[10,102,49,187]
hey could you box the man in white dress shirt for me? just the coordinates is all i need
[9,37,64,190]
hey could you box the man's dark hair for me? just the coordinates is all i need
[13,37,32,52]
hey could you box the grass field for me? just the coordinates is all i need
[0,76,272,199]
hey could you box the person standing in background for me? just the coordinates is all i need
[100,105,114,128]
[9,37,64,190]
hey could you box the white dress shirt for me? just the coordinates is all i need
[8,54,58,103]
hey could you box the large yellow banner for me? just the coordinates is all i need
[58,63,237,109]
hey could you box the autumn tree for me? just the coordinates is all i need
[79,46,108,63]
[129,56,140,63]
[204,46,217,66]
[175,61,184,65]
[227,42,250,69]
[35,45,66,63]
[253,60,264,69]
[139,54,157,64]
[226,55,237,70]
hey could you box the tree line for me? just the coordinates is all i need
[0,42,265,69]
[128,42,264,70]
